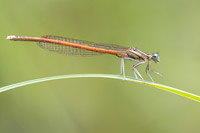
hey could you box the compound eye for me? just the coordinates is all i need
[152,53,160,62]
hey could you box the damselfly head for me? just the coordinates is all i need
[151,53,160,63]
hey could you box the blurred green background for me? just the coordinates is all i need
[1,0,200,132]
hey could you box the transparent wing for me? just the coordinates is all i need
[38,35,128,56]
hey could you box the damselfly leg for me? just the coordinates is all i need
[132,61,145,80]
[122,57,145,80]
[150,70,162,77]
[120,57,125,79]
[146,61,154,82]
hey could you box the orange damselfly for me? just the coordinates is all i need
[7,35,160,82]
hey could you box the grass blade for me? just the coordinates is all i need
[0,74,200,103]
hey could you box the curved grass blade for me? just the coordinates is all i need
[0,74,200,103]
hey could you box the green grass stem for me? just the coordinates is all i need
[0,74,199,103]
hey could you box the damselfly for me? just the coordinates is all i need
[7,35,160,82]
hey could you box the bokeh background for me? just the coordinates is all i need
[1,0,200,132]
